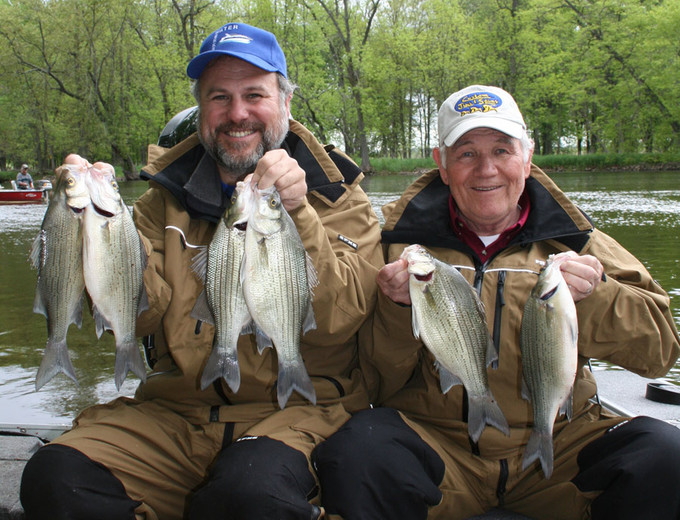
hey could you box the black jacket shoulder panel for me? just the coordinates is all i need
[286,133,350,203]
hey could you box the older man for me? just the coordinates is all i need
[313,85,680,519]
[16,164,34,189]
[21,23,382,519]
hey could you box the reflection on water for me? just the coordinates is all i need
[1,172,679,426]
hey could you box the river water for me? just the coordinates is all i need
[1,170,679,427]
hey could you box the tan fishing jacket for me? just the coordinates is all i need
[362,166,679,460]
[131,120,383,425]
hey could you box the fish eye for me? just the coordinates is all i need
[67,177,75,186]
[231,195,237,205]
[269,197,278,209]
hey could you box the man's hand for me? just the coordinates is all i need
[251,149,307,212]
[554,251,604,303]
[63,154,92,172]
[377,258,411,305]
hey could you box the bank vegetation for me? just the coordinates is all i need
[1,0,678,179]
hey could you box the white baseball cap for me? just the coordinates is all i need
[438,85,527,147]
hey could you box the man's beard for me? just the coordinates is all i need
[198,104,290,178]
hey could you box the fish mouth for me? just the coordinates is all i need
[415,272,434,282]
[91,203,115,218]
[234,222,247,231]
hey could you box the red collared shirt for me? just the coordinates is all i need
[448,191,530,262]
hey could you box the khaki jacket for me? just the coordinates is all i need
[131,120,383,425]
[362,166,679,460]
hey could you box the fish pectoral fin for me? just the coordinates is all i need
[435,362,462,394]
[190,289,215,326]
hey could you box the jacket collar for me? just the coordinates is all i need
[140,120,355,223]
[381,166,594,254]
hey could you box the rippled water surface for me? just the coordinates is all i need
[1,170,679,426]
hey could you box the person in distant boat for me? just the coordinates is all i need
[313,85,680,520]
[16,164,34,189]
[20,22,383,519]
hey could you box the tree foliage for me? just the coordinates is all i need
[0,0,676,175]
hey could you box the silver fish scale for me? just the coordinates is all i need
[36,205,84,341]
[520,257,578,478]
[246,229,309,353]
[83,198,147,389]
[241,186,317,409]
[412,260,491,397]
[205,218,246,327]
[521,288,577,410]
[31,186,86,389]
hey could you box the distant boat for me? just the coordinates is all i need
[0,188,48,204]
[0,180,50,204]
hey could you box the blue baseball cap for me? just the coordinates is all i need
[187,23,287,79]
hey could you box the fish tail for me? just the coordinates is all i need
[200,343,240,393]
[467,392,510,442]
[522,429,554,479]
[276,360,316,409]
[35,339,78,391]
[114,339,147,391]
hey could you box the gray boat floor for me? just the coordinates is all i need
[2,369,679,519]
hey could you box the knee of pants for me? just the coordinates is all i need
[577,416,680,481]
[20,444,138,520]
[189,436,320,520]
[574,416,680,519]
[312,407,444,519]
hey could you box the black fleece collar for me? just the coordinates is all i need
[381,174,593,255]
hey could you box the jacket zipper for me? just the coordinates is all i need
[491,270,506,369]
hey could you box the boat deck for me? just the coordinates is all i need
[2,369,678,519]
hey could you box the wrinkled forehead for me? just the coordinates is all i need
[451,127,519,148]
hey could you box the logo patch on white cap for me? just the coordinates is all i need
[218,34,252,46]
[455,91,503,117]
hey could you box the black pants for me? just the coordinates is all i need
[312,408,680,520]
[21,437,322,520]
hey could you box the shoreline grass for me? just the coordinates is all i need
[2,152,679,182]
[364,152,680,175]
